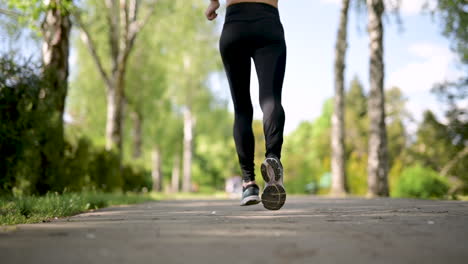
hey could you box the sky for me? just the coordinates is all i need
[209,0,464,135]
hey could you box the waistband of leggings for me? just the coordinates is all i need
[225,2,279,18]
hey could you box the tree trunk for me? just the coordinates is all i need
[151,146,163,192]
[37,0,71,194]
[331,0,350,197]
[105,81,124,157]
[171,154,181,193]
[42,0,71,116]
[131,110,143,159]
[182,107,195,192]
[367,0,389,197]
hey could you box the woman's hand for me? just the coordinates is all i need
[205,0,220,21]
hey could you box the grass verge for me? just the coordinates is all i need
[0,192,156,226]
[0,191,233,226]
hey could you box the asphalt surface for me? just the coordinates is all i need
[1,196,468,264]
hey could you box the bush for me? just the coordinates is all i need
[121,164,152,193]
[393,165,449,199]
[87,148,123,192]
[0,55,45,195]
[61,138,93,192]
[0,55,152,195]
[63,141,151,193]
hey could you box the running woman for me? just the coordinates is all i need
[205,0,287,210]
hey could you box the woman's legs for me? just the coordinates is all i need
[220,2,286,185]
[219,2,286,209]
[220,41,287,182]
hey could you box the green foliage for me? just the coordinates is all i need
[393,165,449,199]
[193,106,237,190]
[6,0,74,32]
[0,56,35,193]
[431,0,468,64]
[67,0,110,144]
[122,165,152,193]
[86,148,122,191]
[389,158,404,192]
[342,79,410,195]
[282,122,319,194]
[408,111,456,171]
[6,0,46,23]
[385,86,409,191]
[68,0,225,194]
[429,2,467,186]
[282,78,413,196]
[62,137,151,193]
[344,77,368,194]
[0,54,150,195]
[0,54,55,195]
[282,100,333,194]
[347,153,368,195]
[406,110,468,192]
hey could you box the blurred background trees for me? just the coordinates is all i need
[0,0,466,199]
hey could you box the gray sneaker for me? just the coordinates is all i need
[240,183,261,206]
[260,154,286,210]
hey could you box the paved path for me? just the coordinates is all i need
[1,197,468,264]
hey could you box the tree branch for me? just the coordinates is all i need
[105,0,120,66]
[441,145,468,177]
[0,8,21,17]
[128,0,157,43]
[118,0,157,68]
[128,0,138,23]
[120,0,130,57]
[74,13,111,88]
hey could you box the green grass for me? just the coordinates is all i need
[0,191,233,226]
[0,192,157,226]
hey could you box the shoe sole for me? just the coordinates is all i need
[240,195,261,206]
[261,158,286,210]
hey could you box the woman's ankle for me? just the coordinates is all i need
[242,180,256,187]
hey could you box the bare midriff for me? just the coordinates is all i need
[226,0,278,8]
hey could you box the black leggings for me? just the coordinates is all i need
[219,3,287,182]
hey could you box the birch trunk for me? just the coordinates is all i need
[152,146,163,192]
[367,0,389,197]
[131,110,143,159]
[105,81,124,155]
[171,154,181,193]
[182,107,195,192]
[331,0,350,197]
